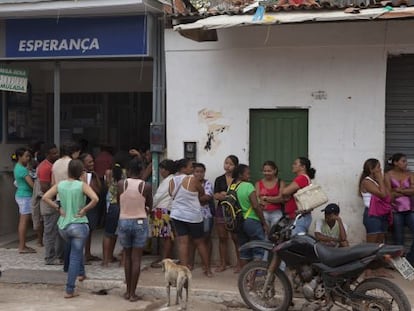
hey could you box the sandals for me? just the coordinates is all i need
[123,292,142,302]
[233,266,242,274]
[85,255,101,262]
[129,295,142,302]
[214,265,227,273]
[19,247,36,254]
[64,292,79,299]
[203,270,213,278]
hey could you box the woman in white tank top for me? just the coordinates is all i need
[359,158,392,278]
[359,158,389,242]
[169,159,213,277]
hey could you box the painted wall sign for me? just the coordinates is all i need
[6,16,148,58]
[0,67,28,93]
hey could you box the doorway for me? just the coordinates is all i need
[249,109,309,183]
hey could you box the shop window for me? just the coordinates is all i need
[6,84,31,141]
[6,83,51,143]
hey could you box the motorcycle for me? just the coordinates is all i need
[238,214,414,311]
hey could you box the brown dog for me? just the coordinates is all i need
[161,258,192,309]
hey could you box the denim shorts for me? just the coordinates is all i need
[118,218,148,248]
[363,208,388,234]
[238,218,265,261]
[291,213,312,236]
[204,217,214,235]
[104,204,120,237]
[15,196,32,215]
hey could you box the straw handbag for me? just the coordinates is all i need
[294,183,328,213]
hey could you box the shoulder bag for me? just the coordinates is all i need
[368,194,392,217]
[293,176,328,213]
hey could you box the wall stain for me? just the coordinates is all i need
[204,131,214,151]
[198,108,223,123]
[198,108,229,153]
[204,125,228,151]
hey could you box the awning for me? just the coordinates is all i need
[174,7,414,31]
[0,0,163,18]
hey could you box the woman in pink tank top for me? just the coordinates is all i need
[255,161,285,228]
[117,158,153,302]
[385,153,414,266]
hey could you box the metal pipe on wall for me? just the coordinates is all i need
[53,62,60,148]
[151,15,166,190]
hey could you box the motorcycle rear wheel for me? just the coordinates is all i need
[238,260,292,311]
[353,277,411,311]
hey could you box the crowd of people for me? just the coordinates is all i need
[10,140,414,298]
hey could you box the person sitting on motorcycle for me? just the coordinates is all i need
[233,164,269,268]
[315,203,349,247]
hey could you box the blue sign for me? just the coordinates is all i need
[6,16,148,58]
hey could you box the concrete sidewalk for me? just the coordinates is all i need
[1,229,414,309]
[0,229,244,307]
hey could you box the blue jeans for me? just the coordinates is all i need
[263,210,283,261]
[393,211,414,264]
[238,218,265,261]
[291,213,312,236]
[59,223,89,294]
[263,210,283,228]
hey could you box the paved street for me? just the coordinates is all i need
[1,230,414,310]
[0,283,232,311]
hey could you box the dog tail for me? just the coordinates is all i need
[184,266,192,279]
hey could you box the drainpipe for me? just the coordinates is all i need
[53,62,60,148]
[151,15,166,192]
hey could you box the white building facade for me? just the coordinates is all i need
[165,20,414,245]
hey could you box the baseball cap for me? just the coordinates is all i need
[322,203,340,215]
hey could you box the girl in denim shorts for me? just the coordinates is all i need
[117,158,153,302]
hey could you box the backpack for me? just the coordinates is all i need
[221,182,252,233]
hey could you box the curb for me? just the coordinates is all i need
[79,279,246,307]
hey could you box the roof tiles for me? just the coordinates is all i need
[165,0,411,17]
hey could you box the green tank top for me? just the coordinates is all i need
[57,180,88,230]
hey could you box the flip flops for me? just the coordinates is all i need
[19,247,36,254]
[64,292,80,299]
[85,255,101,262]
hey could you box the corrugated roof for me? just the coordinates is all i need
[0,0,163,18]
[164,0,414,18]
[173,6,414,31]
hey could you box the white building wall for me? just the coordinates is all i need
[165,20,414,245]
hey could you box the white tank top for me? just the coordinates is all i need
[170,175,203,223]
[361,176,377,208]
[361,192,372,208]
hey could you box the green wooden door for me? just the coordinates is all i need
[249,109,308,184]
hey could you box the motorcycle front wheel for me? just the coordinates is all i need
[238,260,292,311]
[353,277,411,311]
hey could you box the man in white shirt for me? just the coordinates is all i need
[315,203,349,247]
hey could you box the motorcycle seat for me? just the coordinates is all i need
[315,243,382,267]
